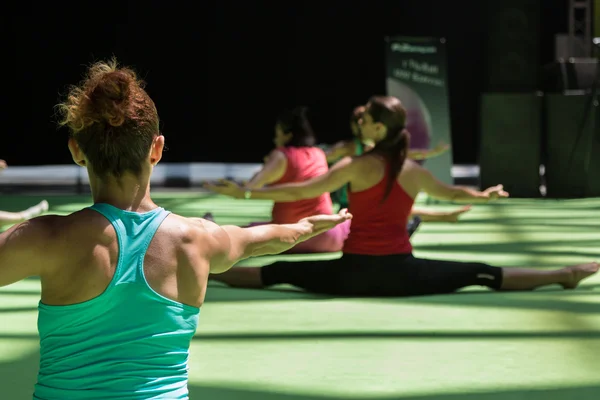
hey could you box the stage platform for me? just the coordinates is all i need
[0,163,480,193]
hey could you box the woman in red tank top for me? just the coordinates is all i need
[204,107,349,253]
[325,105,464,235]
[207,96,598,296]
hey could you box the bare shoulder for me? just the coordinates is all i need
[399,158,433,184]
[337,153,386,190]
[399,158,424,177]
[355,153,385,170]
[269,148,286,157]
[159,214,217,243]
[1,214,64,245]
[179,216,230,255]
[353,154,422,179]
[326,154,369,180]
[39,210,115,260]
[267,149,287,161]
[134,214,228,277]
[0,214,70,275]
[397,159,426,196]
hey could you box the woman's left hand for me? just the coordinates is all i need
[441,205,472,222]
[204,179,245,199]
[432,142,450,155]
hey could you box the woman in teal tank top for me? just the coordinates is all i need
[0,59,351,400]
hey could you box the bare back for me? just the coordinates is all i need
[344,150,459,205]
[348,155,420,198]
[40,209,212,308]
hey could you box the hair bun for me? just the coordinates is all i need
[89,70,133,127]
[57,58,149,135]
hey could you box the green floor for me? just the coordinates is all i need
[1,193,600,399]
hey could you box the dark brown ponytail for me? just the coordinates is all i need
[366,96,410,201]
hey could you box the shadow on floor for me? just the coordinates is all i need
[2,342,599,400]
[396,285,600,314]
[205,284,327,302]
[0,306,39,313]
[0,348,39,399]
[0,290,41,296]
[188,382,600,400]
[204,282,600,315]
[3,326,600,343]
[188,329,600,342]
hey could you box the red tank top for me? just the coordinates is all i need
[343,166,414,255]
[270,146,333,224]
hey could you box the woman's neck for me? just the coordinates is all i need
[88,171,157,212]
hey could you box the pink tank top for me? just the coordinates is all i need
[270,146,333,224]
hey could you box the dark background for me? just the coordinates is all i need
[0,0,567,166]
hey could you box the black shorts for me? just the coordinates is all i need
[260,253,503,297]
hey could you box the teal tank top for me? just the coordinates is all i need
[334,137,364,207]
[353,137,365,156]
[34,204,200,400]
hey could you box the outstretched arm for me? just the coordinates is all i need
[0,217,55,287]
[325,140,355,163]
[408,142,450,160]
[414,165,508,203]
[410,205,472,222]
[244,150,287,189]
[199,210,352,273]
[206,156,359,202]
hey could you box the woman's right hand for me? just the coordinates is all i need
[0,160,6,171]
[204,179,245,199]
[433,142,450,157]
[297,209,353,237]
[482,184,509,200]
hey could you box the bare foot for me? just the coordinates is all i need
[561,262,599,289]
[20,200,49,220]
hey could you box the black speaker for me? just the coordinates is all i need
[542,58,598,92]
[544,93,600,198]
[484,0,541,91]
[479,93,542,197]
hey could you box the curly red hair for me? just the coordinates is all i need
[57,58,159,178]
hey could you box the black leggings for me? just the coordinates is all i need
[260,253,503,297]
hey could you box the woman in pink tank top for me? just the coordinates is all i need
[204,107,350,253]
